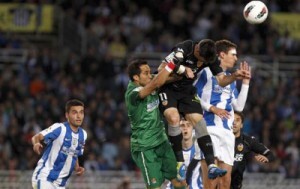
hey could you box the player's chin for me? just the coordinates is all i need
[75,120,83,126]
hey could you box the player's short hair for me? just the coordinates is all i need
[65,99,84,112]
[127,59,148,81]
[215,39,237,55]
[198,39,216,63]
[234,111,244,123]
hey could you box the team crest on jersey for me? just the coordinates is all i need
[72,138,78,146]
[151,178,157,184]
[237,143,244,151]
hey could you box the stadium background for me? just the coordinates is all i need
[0,0,299,188]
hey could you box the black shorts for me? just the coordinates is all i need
[158,86,203,115]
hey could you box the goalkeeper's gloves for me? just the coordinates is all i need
[165,51,185,74]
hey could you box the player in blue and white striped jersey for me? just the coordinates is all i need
[165,119,203,189]
[193,40,251,189]
[31,99,87,189]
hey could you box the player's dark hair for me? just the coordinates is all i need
[198,39,216,63]
[215,39,237,55]
[65,99,84,112]
[127,59,148,81]
[234,111,244,123]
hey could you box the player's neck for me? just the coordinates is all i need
[69,124,79,132]
[220,63,228,71]
[182,139,193,150]
[234,131,241,138]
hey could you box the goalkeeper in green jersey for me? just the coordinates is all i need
[125,59,186,189]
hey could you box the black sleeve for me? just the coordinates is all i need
[186,158,200,185]
[208,59,223,76]
[248,136,275,162]
[264,150,275,162]
[173,40,194,57]
[78,155,85,166]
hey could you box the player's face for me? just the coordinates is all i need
[222,48,238,69]
[233,113,243,134]
[66,106,84,128]
[180,120,193,141]
[137,65,152,87]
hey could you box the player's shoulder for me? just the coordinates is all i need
[175,40,195,51]
[242,133,257,142]
[40,122,63,136]
[50,122,64,130]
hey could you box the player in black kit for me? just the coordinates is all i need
[158,39,251,181]
[231,111,275,189]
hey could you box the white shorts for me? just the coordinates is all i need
[194,127,235,166]
[32,180,65,189]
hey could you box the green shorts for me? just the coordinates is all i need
[131,140,177,188]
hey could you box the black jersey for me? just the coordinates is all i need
[231,133,275,189]
[163,40,223,92]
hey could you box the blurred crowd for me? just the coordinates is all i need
[0,0,299,179]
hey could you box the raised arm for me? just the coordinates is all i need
[216,61,251,87]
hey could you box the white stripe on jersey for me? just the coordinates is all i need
[32,122,87,187]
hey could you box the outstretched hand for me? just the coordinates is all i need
[75,166,85,176]
[210,106,231,120]
[234,61,251,80]
[254,154,269,163]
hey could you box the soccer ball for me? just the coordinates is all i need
[243,1,268,24]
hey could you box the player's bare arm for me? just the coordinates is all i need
[158,62,183,83]
[139,64,174,99]
[32,133,44,155]
[254,154,269,163]
[216,62,251,87]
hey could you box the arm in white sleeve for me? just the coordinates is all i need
[200,98,213,112]
[232,84,249,112]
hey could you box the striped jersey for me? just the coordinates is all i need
[194,67,249,130]
[32,122,87,187]
[166,143,203,189]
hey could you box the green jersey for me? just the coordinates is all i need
[125,81,168,152]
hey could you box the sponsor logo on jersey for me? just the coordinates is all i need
[147,99,159,112]
[213,85,232,94]
[61,146,80,157]
[237,143,244,151]
[235,153,244,161]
